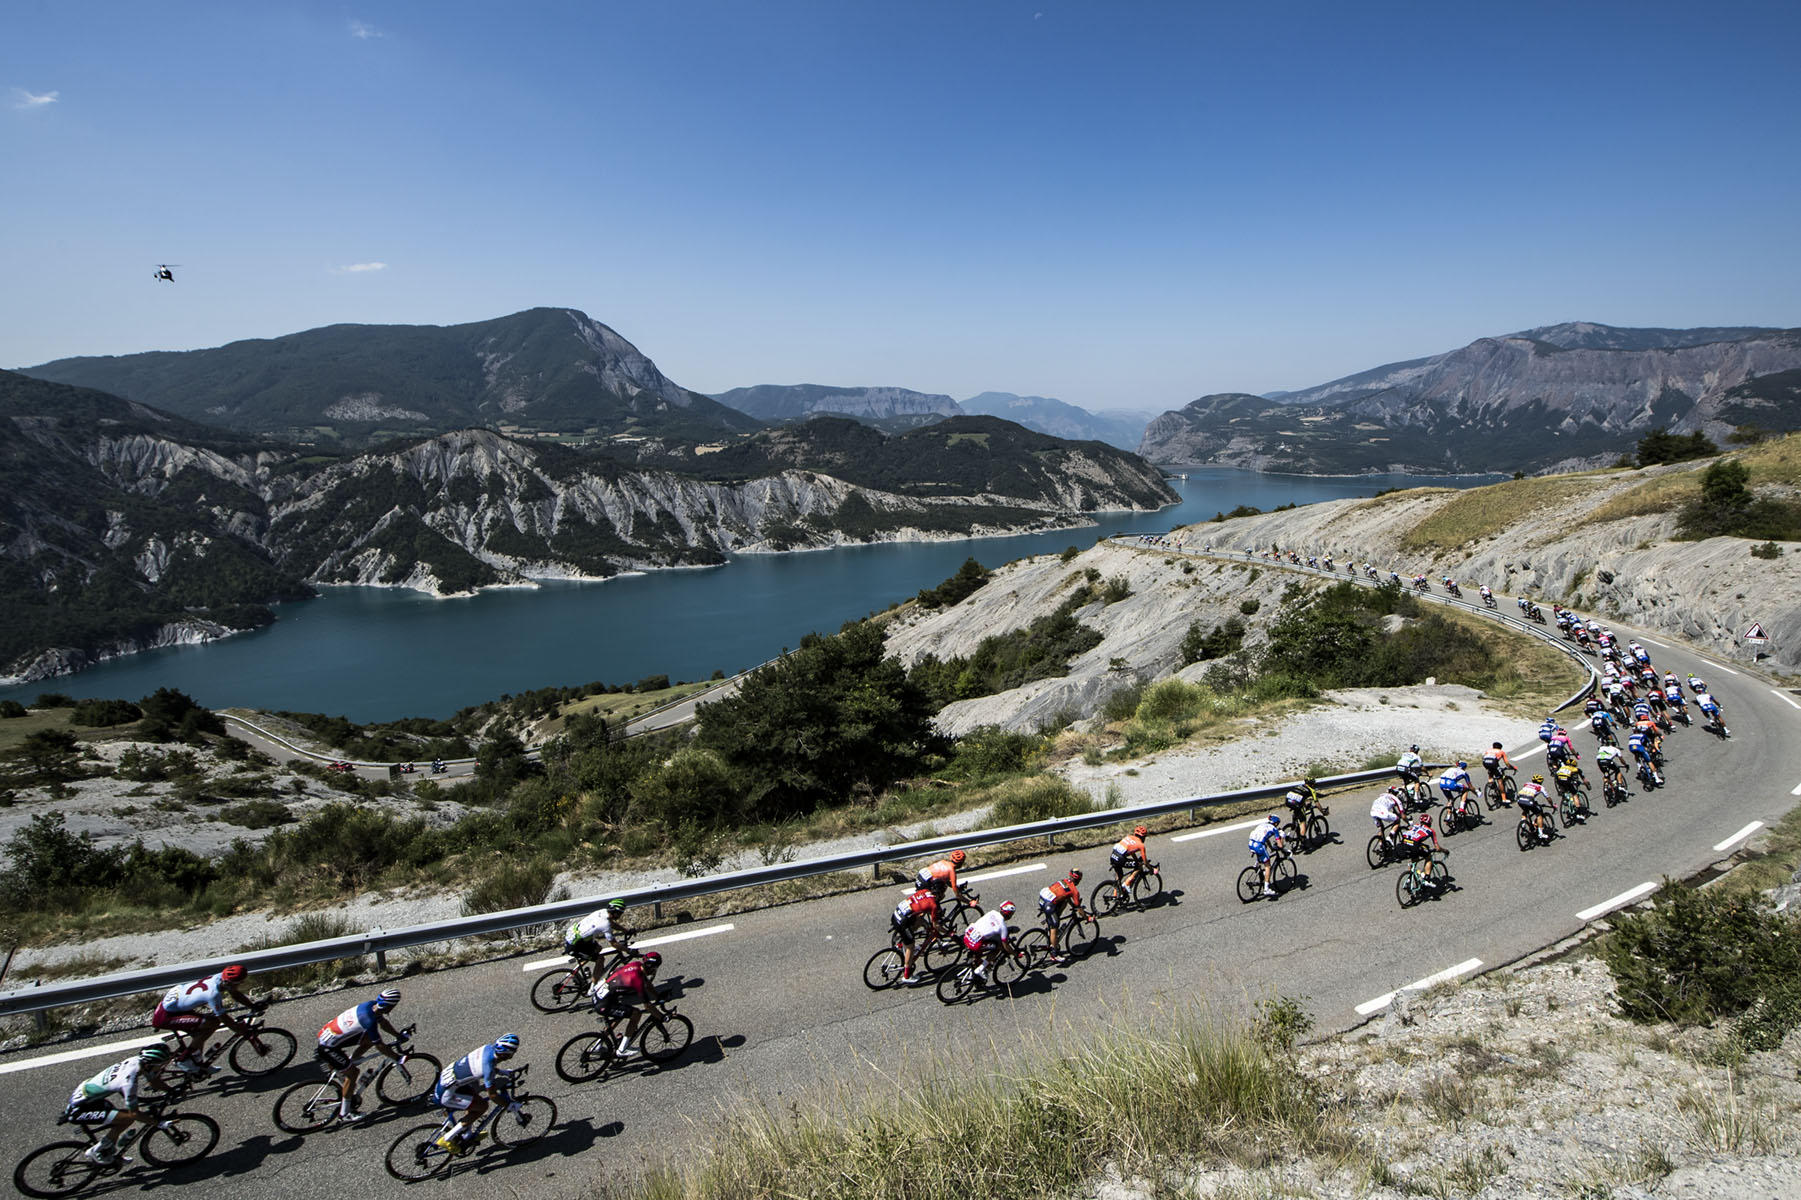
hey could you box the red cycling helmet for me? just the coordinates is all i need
[1133,825,1148,838]
[641,950,663,969]
[220,964,247,983]
[948,850,966,865]
[1068,869,1082,883]
[998,901,1016,917]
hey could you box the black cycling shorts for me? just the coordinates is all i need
[314,1043,353,1072]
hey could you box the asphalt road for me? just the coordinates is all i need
[4,567,1795,1199]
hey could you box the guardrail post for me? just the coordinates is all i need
[366,930,386,972]
[653,901,663,920]
[1046,831,1056,848]
[872,861,883,883]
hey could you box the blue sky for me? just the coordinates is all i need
[4,1,1798,412]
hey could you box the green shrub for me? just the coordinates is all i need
[1101,680,1146,722]
[1059,546,1078,563]
[627,748,741,828]
[68,698,141,727]
[1239,597,1260,615]
[117,746,200,781]
[1135,678,1205,723]
[947,728,1041,780]
[462,854,566,916]
[0,701,25,719]
[31,693,74,709]
[1100,576,1132,603]
[1600,882,1801,1026]
[218,800,295,829]
[915,558,992,609]
[1752,541,1784,559]
[989,776,1093,825]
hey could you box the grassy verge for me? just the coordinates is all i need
[1584,467,1703,524]
[1436,603,1581,718]
[1400,476,1597,551]
[629,1006,1334,1200]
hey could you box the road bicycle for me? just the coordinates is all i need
[1555,780,1593,827]
[553,1000,695,1083]
[1281,798,1331,851]
[1599,769,1630,807]
[1395,851,1450,908]
[1015,905,1102,967]
[529,942,641,1013]
[1514,805,1561,851]
[147,1007,297,1094]
[14,1099,219,1198]
[1091,862,1163,915]
[934,938,1031,1004]
[863,925,964,989]
[383,1065,556,1181]
[272,1025,441,1134]
[1436,790,1483,836]
[1235,847,1297,903]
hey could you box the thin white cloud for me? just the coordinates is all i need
[349,19,383,39]
[12,88,59,110]
[335,261,388,274]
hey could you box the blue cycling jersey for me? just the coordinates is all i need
[440,1045,504,1092]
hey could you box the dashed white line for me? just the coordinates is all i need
[1576,881,1659,922]
[1354,958,1483,1016]
[1715,821,1765,851]
[1712,665,1739,677]
[1172,818,1264,843]
[1639,636,1671,649]
[1515,744,1546,760]
[521,922,736,972]
[1772,689,1801,711]
[0,1034,164,1077]
[893,862,1047,894]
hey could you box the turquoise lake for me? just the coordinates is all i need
[0,469,1490,721]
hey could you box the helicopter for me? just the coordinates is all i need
[153,264,179,282]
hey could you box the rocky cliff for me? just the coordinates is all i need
[1139,323,1801,475]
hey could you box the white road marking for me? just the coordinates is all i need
[1354,958,1483,1016]
[1576,881,1659,922]
[1773,689,1801,710]
[1712,665,1739,677]
[1639,636,1670,649]
[521,922,736,972]
[0,1034,165,1077]
[1716,821,1765,851]
[1172,818,1266,843]
[963,863,1047,885]
[1515,744,1546,760]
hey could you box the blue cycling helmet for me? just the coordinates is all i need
[374,988,401,1010]
[493,1033,520,1058]
[1457,761,1467,770]
[1268,815,1280,825]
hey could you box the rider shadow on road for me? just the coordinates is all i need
[139,1131,302,1185]
[621,1032,744,1079]
[468,1118,624,1177]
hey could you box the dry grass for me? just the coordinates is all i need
[1400,477,1597,551]
[1353,486,1457,512]
[1584,467,1703,524]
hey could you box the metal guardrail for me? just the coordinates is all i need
[0,546,1594,1021]
[0,765,1414,1019]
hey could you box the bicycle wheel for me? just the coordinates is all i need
[1558,796,1576,827]
[641,1014,694,1064]
[274,1080,342,1134]
[1015,928,1051,968]
[1309,814,1330,842]
[1235,864,1261,903]
[1435,806,1458,838]
[1132,868,1165,904]
[1090,880,1125,917]
[1058,912,1101,957]
[922,935,963,974]
[530,967,588,1013]
[1502,775,1518,804]
[384,1123,453,1182]
[1427,856,1450,888]
[935,968,975,1005]
[1515,820,1533,851]
[863,947,906,991]
[554,1031,614,1084]
[492,1096,557,1149]
[12,1142,99,1199]
[1396,870,1421,908]
[230,1026,297,1076]
[992,949,1027,992]
[943,902,977,934]
[139,1112,220,1166]
[1272,855,1297,891]
[1365,835,1390,870]
[1462,800,1484,829]
[376,1053,442,1107]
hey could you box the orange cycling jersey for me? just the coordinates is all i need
[1113,835,1145,858]
[921,860,959,886]
[906,890,939,919]
[1045,878,1079,903]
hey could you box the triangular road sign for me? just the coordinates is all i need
[1745,622,1769,642]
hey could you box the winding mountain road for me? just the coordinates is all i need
[2,555,1795,1200]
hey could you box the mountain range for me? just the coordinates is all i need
[0,369,1174,682]
[709,385,1154,450]
[1137,322,1801,474]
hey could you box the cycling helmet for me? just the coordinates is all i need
[1456,761,1467,770]
[1133,825,1148,837]
[641,950,663,969]
[139,1044,172,1064]
[608,898,627,912]
[1303,777,1318,788]
[1267,815,1280,826]
[492,1034,520,1058]
[220,964,247,983]
[374,988,402,1010]
[1409,744,1419,753]
[1491,741,1503,750]
[949,849,966,865]
[1068,869,1082,883]
[1531,773,1544,783]
[998,901,1016,917]
[1691,679,1705,692]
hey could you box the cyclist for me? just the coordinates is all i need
[1633,714,1664,761]
[1546,726,1577,770]
[1371,786,1407,849]
[63,1044,174,1165]
[1110,825,1151,892]
[960,901,1017,985]
[433,1034,520,1154]
[1663,681,1688,719]
[1629,641,1651,666]
[565,899,633,980]
[1589,707,1617,744]
[1399,809,1441,867]
[1248,815,1286,898]
[1695,689,1725,727]
[315,988,405,1122]
[1686,673,1705,694]
[1596,743,1627,794]
[1478,584,1493,604]
[1283,778,1322,834]
[1035,870,1087,964]
[151,963,260,1075]
[1436,761,1475,813]
[1516,774,1555,843]
[1552,761,1590,823]
[915,849,966,900]
[1395,745,1425,797]
[596,949,670,1060]
[1479,742,1515,803]
[890,887,941,986]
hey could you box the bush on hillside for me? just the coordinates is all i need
[1635,426,1718,467]
[1600,882,1801,1027]
[915,557,992,609]
[1678,458,1801,541]
[69,698,141,727]
[989,776,1094,825]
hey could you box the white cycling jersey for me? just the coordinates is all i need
[160,973,226,1016]
[1370,793,1405,822]
[67,1058,142,1111]
[566,910,618,945]
[963,910,1008,945]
